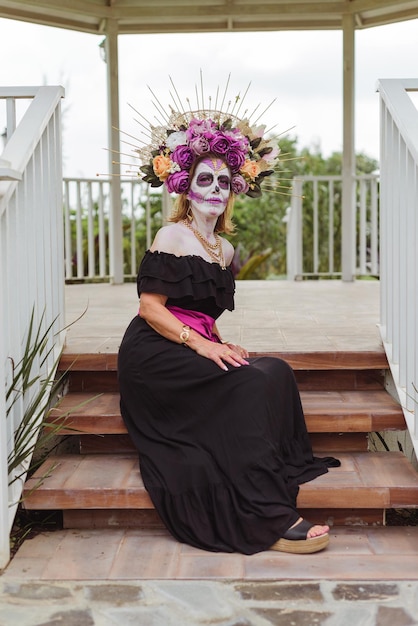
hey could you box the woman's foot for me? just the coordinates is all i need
[291,517,329,538]
[270,518,330,554]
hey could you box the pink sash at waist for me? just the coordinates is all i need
[166,305,220,343]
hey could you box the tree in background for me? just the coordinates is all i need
[228,136,378,279]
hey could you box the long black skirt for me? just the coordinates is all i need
[118,315,336,555]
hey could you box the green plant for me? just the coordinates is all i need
[6,307,96,494]
[233,247,273,279]
[5,306,101,561]
[7,309,63,488]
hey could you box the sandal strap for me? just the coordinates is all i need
[282,519,314,541]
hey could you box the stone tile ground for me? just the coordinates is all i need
[1,580,418,626]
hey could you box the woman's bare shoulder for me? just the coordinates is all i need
[150,224,185,254]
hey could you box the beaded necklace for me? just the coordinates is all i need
[182,220,226,269]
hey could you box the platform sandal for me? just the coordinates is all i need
[270,519,329,554]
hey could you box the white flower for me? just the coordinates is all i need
[166,131,188,151]
[168,162,181,174]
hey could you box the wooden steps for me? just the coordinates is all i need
[23,451,418,528]
[23,350,418,531]
[24,451,418,511]
[47,387,404,456]
[49,389,405,436]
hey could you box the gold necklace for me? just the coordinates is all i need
[182,220,226,269]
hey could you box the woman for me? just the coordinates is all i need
[118,107,339,555]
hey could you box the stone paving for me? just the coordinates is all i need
[1,579,418,625]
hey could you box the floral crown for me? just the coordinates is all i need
[132,78,281,198]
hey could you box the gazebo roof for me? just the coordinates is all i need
[1,0,418,35]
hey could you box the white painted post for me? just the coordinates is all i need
[146,186,152,249]
[341,14,356,282]
[162,187,173,224]
[6,98,16,140]
[286,178,303,280]
[105,20,124,284]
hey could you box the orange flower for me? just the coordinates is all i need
[153,155,172,180]
[240,159,261,181]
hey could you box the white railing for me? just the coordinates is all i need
[65,174,379,283]
[286,174,380,279]
[63,178,161,281]
[0,86,65,569]
[378,78,418,458]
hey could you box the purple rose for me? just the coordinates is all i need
[225,147,246,173]
[189,135,210,156]
[224,130,249,152]
[231,174,249,195]
[209,132,231,155]
[171,145,194,170]
[166,170,190,194]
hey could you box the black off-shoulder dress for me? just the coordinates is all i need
[118,251,338,555]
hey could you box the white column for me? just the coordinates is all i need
[341,14,356,282]
[105,20,123,284]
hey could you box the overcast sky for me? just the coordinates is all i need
[1,16,418,178]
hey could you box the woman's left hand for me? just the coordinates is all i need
[223,342,249,360]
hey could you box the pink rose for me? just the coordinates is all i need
[189,135,210,156]
[166,170,190,194]
[186,118,215,139]
[231,174,249,195]
[171,145,194,170]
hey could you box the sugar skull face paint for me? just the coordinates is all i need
[188,158,231,215]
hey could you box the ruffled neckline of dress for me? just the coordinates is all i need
[137,250,235,311]
[144,249,229,268]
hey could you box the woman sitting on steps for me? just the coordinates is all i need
[118,82,340,555]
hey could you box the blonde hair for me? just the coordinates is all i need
[169,155,236,235]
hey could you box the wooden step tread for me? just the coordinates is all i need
[49,389,405,435]
[23,451,418,511]
[58,349,389,372]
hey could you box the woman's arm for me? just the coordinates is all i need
[139,292,249,371]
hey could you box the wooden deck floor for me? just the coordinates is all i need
[63,279,383,355]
